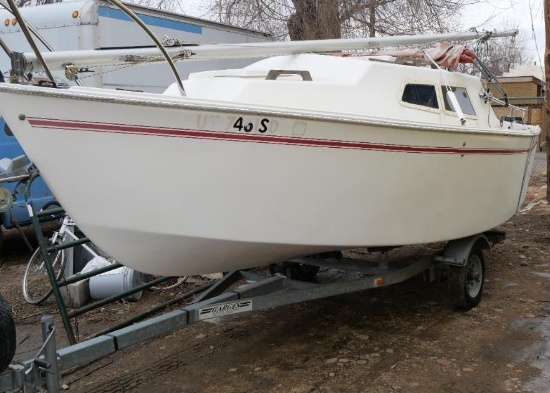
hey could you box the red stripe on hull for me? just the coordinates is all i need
[28,117,529,155]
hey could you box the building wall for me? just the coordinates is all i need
[490,77,546,151]
[489,82,538,99]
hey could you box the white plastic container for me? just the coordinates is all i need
[89,266,144,301]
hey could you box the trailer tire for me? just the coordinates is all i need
[449,246,485,310]
[0,292,16,373]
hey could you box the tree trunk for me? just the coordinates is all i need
[545,0,549,199]
[288,0,341,40]
[369,0,376,37]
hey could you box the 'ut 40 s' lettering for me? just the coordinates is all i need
[233,117,270,133]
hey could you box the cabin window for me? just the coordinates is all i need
[401,84,439,109]
[442,87,476,116]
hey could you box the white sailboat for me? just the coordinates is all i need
[0,20,539,275]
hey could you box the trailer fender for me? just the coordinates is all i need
[435,234,491,267]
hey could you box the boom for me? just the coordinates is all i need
[18,29,518,74]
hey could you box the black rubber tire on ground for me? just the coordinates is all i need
[0,292,16,373]
[449,245,485,310]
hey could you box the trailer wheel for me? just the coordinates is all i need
[0,292,16,373]
[449,246,485,310]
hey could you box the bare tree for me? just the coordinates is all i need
[15,0,57,7]
[479,33,532,75]
[454,32,532,78]
[343,0,462,38]
[457,15,534,77]
[204,1,294,39]
[205,0,468,40]
[287,0,341,40]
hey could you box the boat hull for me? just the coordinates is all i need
[0,85,538,275]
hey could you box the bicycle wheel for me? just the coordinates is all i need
[22,242,66,305]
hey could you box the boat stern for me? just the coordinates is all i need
[517,125,542,209]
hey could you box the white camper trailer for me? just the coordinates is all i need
[0,0,271,92]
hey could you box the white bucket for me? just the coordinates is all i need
[89,267,144,301]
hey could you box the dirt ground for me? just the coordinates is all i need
[0,177,549,393]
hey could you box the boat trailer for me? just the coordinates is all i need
[0,229,505,392]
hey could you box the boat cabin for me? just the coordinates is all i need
[174,53,503,130]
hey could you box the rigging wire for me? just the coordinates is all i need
[527,0,544,78]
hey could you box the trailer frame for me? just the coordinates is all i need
[0,229,505,392]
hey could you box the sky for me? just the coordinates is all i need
[183,0,545,66]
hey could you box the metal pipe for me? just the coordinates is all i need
[48,237,91,252]
[105,0,185,95]
[67,275,179,318]
[88,281,214,338]
[11,218,33,252]
[24,174,76,345]
[36,207,64,218]
[41,316,60,393]
[4,0,57,86]
[0,173,29,183]
[485,95,526,115]
[0,36,11,58]
[506,97,544,101]
[56,262,122,287]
